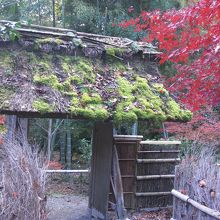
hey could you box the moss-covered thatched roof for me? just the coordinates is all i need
[0,20,192,123]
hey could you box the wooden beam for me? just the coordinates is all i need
[45,169,89,173]
[89,122,113,219]
[137,175,175,180]
[137,158,180,163]
[140,140,181,145]
[111,145,128,219]
[114,135,143,141]
[136,192,171,196]
[138,150,180,153]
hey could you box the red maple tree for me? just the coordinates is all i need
[119,0,220,110]
[165,109,220,144]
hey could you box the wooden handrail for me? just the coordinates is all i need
[44,169,89,173]
[171,189,220,219]
[140,140,181,145]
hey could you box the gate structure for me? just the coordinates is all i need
[0,20,191,219]
[111,136,181,210]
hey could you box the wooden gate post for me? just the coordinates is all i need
[89,122,113,219]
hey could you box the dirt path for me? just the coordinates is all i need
[47,194,89,220]
[47,193,172,220]
[46,177,172,220]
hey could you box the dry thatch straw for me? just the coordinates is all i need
[0,137,47,220]
[173,144,220,219]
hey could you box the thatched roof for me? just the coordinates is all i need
[0,20,192,123]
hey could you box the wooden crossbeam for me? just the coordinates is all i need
[137,175,175,180]
[136,192,171,197]
[140,140,181,145]
[137,158,180,163]
[138,150,180,153]
[44,169,89,173]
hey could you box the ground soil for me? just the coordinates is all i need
[46,174,172,220]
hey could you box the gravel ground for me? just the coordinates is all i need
[46,176,172,220]
[47,193,172,220]
[47,194,89,220]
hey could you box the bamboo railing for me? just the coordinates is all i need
[172,189,220,220]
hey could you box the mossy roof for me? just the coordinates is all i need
[0,20,192,124]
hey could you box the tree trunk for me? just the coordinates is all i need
[66,120,72,170]
[47,119,53,161]
[52,0,56,27]
[60,121,66,165]
[62,0,65,28]
[50,119,61,160]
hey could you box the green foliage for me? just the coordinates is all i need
[78,138,92,165]
[0,23,20,41]
[32,99,54,113]
[0,0,185,40]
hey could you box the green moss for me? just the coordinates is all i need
[0,48,192,123]
[71,107,108,121]
[117,76,133,97]
[38,61,51,71]
[166,98,192,121]
[114,76,171,124]
[81,93,102,105]
[68,76,83,85]
[152,83,169,96]
[106,47,125,57]
[74,108,96,119]
[35,38,65,45]
[75,58,95,82]
[114,61,127,71]
[181,110,193,121]
[94,108,109,120]
[71,97,80,106]
[32,99,54,113]
[33,74,63,90]
[62,62,71,73]
[114,110,137,125]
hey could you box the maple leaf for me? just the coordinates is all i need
[119,0,220,110]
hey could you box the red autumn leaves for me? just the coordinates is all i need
[119,0,220,110]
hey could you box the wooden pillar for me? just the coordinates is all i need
[89,122,113,219]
